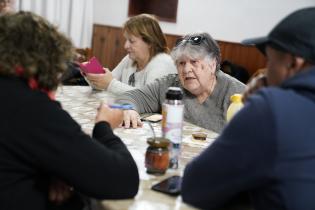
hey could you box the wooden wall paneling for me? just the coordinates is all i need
[92,25,108,65]
[245,47,266,75]
[108,27,126,70]
[218,40,266,75]
[165,34,181,51]
[234,44,243,65]
[218,42,226,62]
[92,25,126,70]
[92,24,266,76]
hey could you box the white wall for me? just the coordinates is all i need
[93,0,314,43]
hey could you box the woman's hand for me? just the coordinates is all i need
[95,103,123,129]
[123,110,143,129]
[85,68,112,90]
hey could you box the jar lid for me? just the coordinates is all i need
[147,137,170,148]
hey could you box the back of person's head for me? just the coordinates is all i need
[0,11,75,90]
[243,7,315,65]
[171,32,221,71]
[123,13,168,58]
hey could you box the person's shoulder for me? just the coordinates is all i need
[147,73,179,91]
[152,53,172,60]
[147,53,177,75]
[255,86,292,104]
[218,70,245,84]
[246,87,284,112]
[257,86,287,98]
[120,55,133,64]
[116,55,133,68]
[11,85,63,120]
[113,55,134,74]
[149,53,174,66]
[6,78,59,106]
[156,73,179,84]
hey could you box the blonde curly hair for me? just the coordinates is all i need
[0,11,75,90]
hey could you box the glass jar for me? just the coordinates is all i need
[145,137,170,174]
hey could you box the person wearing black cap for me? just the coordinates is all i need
[181,7,315,210]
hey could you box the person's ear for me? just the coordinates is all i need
[289,56,307,73]
[207,59,216,73]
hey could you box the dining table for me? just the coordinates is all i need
[56,86,219,210]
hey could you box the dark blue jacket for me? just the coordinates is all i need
[182,66,315,210]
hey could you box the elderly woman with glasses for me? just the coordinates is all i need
[85,14,177,94]
[116,32,245,133]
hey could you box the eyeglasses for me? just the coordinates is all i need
[175,35,205,47]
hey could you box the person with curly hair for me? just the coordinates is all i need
[0,11,139,210]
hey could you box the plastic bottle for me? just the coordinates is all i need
[226,94,244,122]
[162,87,184,169]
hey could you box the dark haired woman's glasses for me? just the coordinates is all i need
[175,35,205,47]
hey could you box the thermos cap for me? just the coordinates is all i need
[166,87,183,100]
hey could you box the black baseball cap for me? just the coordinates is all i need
[242,7,315,63]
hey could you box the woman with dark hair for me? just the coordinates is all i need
[85,13,176,94]
[0,11,139,210]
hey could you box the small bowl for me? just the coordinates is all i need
[192,132,208,141]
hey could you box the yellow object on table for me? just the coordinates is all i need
[226,94,244,122]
